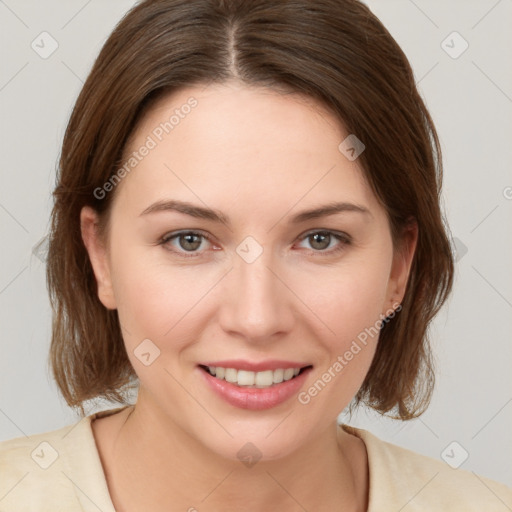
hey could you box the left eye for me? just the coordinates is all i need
[159,230,351,257]
[297,230,351,254]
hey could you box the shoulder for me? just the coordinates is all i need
[341,424,512,511]
[0,408,123,512]
[0,421,81,510]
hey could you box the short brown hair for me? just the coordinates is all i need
[47,0,454,419]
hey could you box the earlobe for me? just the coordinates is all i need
[80,206,117,310]
[387,220,418,310]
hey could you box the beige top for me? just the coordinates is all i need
[1,405,511,511]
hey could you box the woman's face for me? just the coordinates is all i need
[82,81,416,461]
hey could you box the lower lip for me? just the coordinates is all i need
[198,366,312,410]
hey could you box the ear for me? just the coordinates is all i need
[80,206,117,310]
[384,219,418,313]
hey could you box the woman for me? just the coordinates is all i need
[1,0,511,510]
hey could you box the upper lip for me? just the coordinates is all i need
[199,359,312,372]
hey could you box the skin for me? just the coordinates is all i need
[81,80,417,511]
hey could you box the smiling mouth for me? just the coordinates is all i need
[198,364,313,389]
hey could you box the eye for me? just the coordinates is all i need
[159,230,215,258]
[159,229,351,258]
[296,230,351,255]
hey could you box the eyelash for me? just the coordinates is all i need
[158,229,352,259]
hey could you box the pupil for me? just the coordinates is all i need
[311,232,329,250]
[181,233,201,251]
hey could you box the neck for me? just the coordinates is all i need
[97,398,368,512]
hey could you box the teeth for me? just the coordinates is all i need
[283,368,295,381]
[205,366,304,388]
[255,370,274,386]
[273,368,284,383]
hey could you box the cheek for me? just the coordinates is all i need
[111,260,197,342]
[299,248,392,395]
[107,238,180,341]
[305,275,390,400]
[310,254,392,344]
[109,258,209,389]
[108,242,229,377]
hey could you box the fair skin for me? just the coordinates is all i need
[81,81,417,512]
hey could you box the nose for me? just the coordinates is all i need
[217,244,295,344]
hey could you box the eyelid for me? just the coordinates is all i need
[160,228,211,242]
[299,228,351,242]
[160,229,216,250]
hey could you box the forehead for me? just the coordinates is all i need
[129,81,344,156]
[113,82,382,220]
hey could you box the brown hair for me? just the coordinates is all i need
[47,0,454,419]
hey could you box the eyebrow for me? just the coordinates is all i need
[139,199,372,225]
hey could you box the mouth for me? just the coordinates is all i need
[198,364,313,389]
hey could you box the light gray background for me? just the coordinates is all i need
[1,0,511,488]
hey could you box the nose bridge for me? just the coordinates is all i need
[219,236,291,340]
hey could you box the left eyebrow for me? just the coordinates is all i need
[286,201,373,223]
[139,199,372,226]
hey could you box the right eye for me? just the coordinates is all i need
[159,230,215,258]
